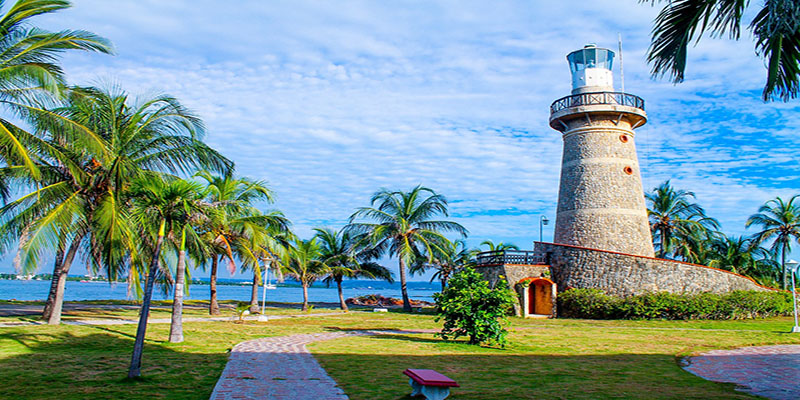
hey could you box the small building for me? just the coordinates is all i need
[476,250,556,318]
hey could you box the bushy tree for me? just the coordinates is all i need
[433,267,515,346]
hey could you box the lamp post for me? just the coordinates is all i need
[258,258,272,322]
[787,259,799,333]
[539,215,549,245]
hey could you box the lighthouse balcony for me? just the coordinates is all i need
[475,250,546,267]
[550,91,644,114]
[549,91,647,131]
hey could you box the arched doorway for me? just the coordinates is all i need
[523,278,555,317]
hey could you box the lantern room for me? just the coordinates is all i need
[567,44,615,94]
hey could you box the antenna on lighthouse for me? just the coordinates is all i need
[618,33,625,92]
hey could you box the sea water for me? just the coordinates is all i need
[0,278,440,303]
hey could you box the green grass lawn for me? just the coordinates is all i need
[1,308,799,399]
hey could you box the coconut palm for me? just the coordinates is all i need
[347,186,467,311]
[127,176,205,378]
[237,212,291,313]
[707,235,780,285]
[642,0,800,101]
[412,238,475,289]
[479,240,519,252]
[314,227,393,311]
[0,0,113,181]
[646,181,720,259]
[281,237,329,311]
[746,195,800,289]
[194,171,281,314]
[0,86,231,324]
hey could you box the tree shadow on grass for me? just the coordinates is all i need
[314,352,759,400]
[0,330,226,400]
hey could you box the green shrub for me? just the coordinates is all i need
[434,267,516,346]
[557,288,794,320]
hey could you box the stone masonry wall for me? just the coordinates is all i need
[535,242,769,297]
[478,264,551,316]
[553,109,655,257]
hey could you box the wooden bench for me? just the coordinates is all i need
[403,368,459,400]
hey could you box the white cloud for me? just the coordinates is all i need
[12,0,800,277]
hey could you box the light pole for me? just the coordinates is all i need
[258,258,272,322]
[787,259,799,333]
[539,215,549,244]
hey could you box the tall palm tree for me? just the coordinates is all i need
[0,86,231,324]
[479,240,519,252]
[194,171,282,314]
[707,235,780,285]
[642,0,800,101]
[0,0,113,181]
[314,227,393,311]
[347,186,467,312]
[237,212,290,313]
[127,176,205,378]
[746,195,800,289]
[281,237,329,311]
[646,181,720,260]
[412,238,475,289]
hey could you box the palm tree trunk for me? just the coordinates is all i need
[336,276,347,311]
[302,282,309,311]
[169,229,187,343]
[399,258,412,312]
[782,240,788,290]
[129,221,166,379]
[47,235,83,325]
[209,255,220,315]
[249,272,259,313]
[42,246,65,320]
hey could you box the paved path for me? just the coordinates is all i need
[0,312,345,328]
[210,329,437,400]
[683,345,800,400]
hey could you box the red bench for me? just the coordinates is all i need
[403,369,459,400]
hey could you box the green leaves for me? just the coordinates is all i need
[644,0,800,101]
[434,267,515,346]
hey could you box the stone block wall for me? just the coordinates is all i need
[535,242,769,297]
[553,110,655,257]
[478,264,551,316]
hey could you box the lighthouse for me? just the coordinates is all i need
[549,44,655,257]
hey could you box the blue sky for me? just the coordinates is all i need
[5,0,800,280]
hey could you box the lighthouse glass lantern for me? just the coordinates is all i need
[567,44,614,94]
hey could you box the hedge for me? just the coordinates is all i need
[557,288,795,320]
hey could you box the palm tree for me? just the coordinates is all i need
[646,181,720,260]
[642,0,800,101]
[281,237,329,311]
[707,235,780,285]
[314,227,393,311]
[347,186,467,311]
[0,86,232,325]
[746,195,800,289]
[194,172,281,314]
[166,202,209,343]
[0,0,113,181]
[127,176,205,378]
[479,240,519,252]
[412,238,475,289]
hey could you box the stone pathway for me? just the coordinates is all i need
[683,345,800,400]
[0,312,344,327]
[210,329,437,400]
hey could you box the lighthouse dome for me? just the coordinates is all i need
[567,44,615,94]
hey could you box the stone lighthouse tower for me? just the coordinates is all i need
[549,44,654,257]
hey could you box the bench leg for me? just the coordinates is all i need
[409,378,423,397]
[420,386,451,400]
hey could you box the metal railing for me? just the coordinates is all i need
[475,250,546,266]
[550,91,645,114]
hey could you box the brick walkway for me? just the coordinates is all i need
[210,329,437,400]
[683,345,800,400]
